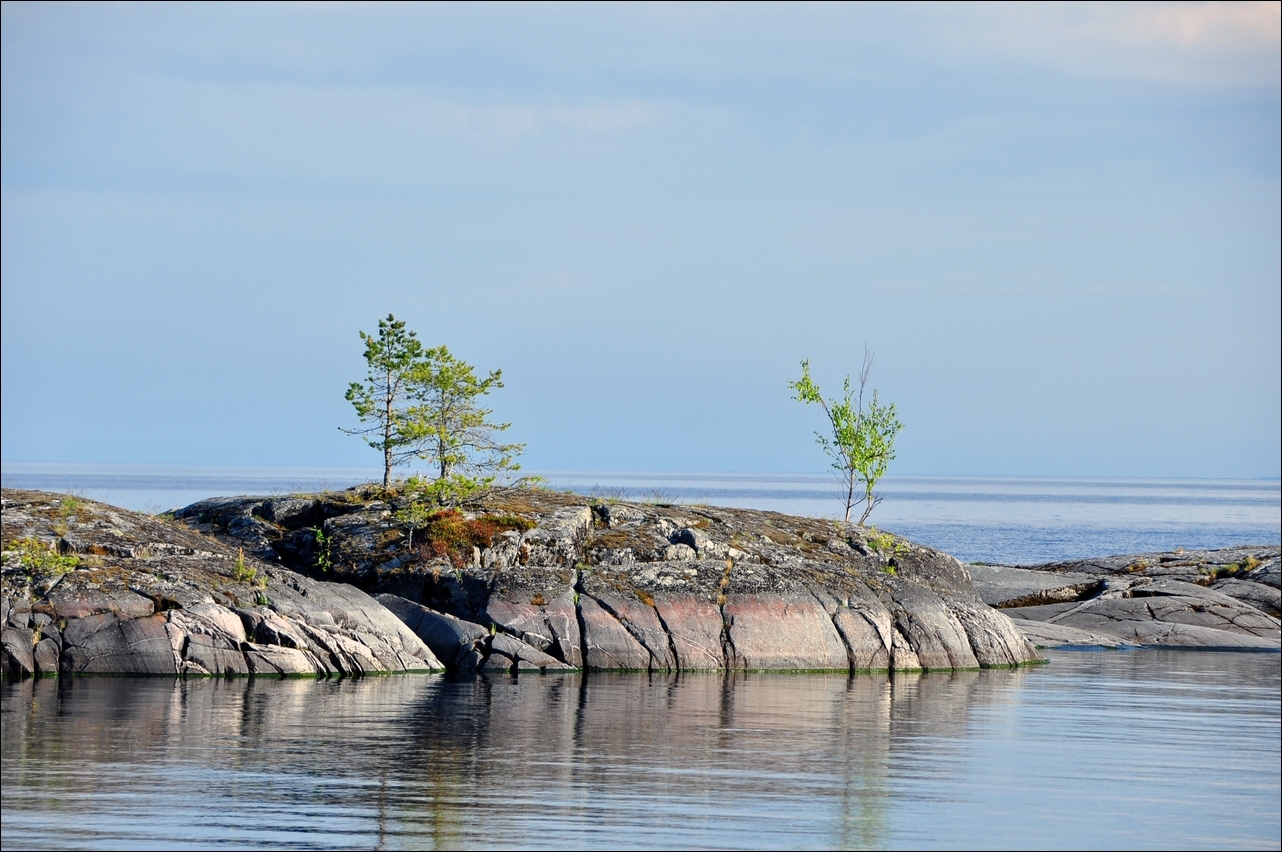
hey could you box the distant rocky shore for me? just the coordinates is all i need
[3,486,1277,678]
[970,547,1279,649]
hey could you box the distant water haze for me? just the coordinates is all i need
[3,463,1277,565]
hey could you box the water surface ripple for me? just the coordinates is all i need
[3,650,1278,850]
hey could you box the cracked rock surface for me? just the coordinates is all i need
[2,489,444,677]
[168,486,1043,673]
[971,547,1280,649]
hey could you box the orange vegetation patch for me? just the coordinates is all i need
[418,510,534,568]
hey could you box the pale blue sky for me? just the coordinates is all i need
[2,2,1279,478]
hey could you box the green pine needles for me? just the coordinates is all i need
[343,313,525,499]
[790,348,904,525]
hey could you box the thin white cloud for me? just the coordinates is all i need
[932,2,1281,86]
[102,77,670,183]
[445,101,667,143]
[1133,1,1280,49]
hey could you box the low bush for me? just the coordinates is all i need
[417,510,534,568]
[865,528,906,556]
[5,537,79,577]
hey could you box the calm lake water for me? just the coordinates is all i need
[1,464,1278,564]
[2,651,1279,850]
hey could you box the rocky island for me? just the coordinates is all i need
[3,486,1277,678]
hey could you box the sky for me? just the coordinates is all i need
[2,1,1279,479]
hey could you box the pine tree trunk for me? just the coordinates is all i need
[383,365,394,488]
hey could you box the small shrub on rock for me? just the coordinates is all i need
[417,510,533,568]
[231,548,267,588]
[4,537,79,577]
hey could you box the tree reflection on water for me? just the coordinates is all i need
[3,653,1277,849]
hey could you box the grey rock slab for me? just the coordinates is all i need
[670,527,730,559]
[374,594,483,669]
[831,609,891,671]
[581,586,676,671]
[483,568,582,666]
[296,623,357,675]
[323,512,386,562]
[32,637,60,674]
[271,576,438,663]
[46,589,155,620]
[520,507,591,567]
[1008,618,1139,649]
[1011,546,1280,583]
[242,642,321,676]
[945,596,1043,667]
[253,610,312,650]
[178,603,247,644]
[578,593,652,670]
[352,629,409,672]
[302,624,385,674]
[480,530,524,571]
[880,581,980,671]
[808,588,893,671]
[627,559,726,595]
[181,631,250,676]
[2,627,35,676]
[481,651,515,672]
[542,593,584,668]
[1210,579,1281,616]
[660,544,698,561]
[889,548,977,597]
[485,598,559,655]
[456,648,485,671]
[967,564,1102,608]
[4,602,31,630]
[490,632,577,671]
[258,498,322,527]
[288,587,444,670]
[723,593,850,671]
[1048,598,1280,647]
[1125,579,1246,605]
[1086,619,1279,649]
[889,628,922,671]
[62,614,177,675]
[651,595,725,671]
[1244,561,1280,589]
[599,504,646,528]
[1002,601,1090,622]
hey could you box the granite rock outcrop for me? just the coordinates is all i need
[1,490,444,677]
[173,486,1043,673]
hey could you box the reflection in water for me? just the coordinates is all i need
[2,653,1279,850]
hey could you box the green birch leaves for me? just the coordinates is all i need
[790,354,903,525]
